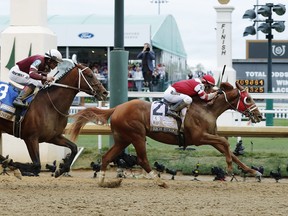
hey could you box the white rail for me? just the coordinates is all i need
[76,92,288,100]
[71,92,288,119]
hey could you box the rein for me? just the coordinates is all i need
[44,66,99,117]
[50,66,97,94]
[46,91,70,117]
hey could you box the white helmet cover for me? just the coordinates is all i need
[45,49,63,63]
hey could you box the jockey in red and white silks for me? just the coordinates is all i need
[164,75,217,104]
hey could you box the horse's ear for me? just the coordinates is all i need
[220,82,233,91]
[72,54,78,64]
[235,81,245,91]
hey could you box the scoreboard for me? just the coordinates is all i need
[233,40,288,94]
[233,60,288,94]
[236,79,265,93]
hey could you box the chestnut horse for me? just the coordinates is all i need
[0,59,108,177]
[69,82,263,187]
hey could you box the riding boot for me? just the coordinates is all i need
[166,99,187,120]
[13,86,34,108]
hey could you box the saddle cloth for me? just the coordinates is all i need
[0,81,32,121]
[150,101,187,135]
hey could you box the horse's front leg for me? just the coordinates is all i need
[24,139,42,175]
[198,133,233,174]
[207,136,262,178]
[49,135,78,177]
[230,152,262,178]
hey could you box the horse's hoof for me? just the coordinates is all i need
[2,158,12,166]
[255,170,262,177]
[255,171,262,182]
[159,182,168,188]
[54,166,70,178]
[54,169,62,178]
[98,179,122,188]
[153,178,168,188]
[13,169,22,180]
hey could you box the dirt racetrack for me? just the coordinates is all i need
[0,169,288,216]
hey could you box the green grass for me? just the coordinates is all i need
[274,119,288,126]
[71,119,288,177]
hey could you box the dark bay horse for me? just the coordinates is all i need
[0,59,108,177]
[69,82,263,187]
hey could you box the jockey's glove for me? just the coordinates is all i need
[217,89,224,94]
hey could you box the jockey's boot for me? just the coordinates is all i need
[13,86,34,108]
[166,99,187,120]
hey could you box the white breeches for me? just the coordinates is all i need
[163,86,192,104]
[9,65,42,87]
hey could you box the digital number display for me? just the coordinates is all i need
[236,79,265,93]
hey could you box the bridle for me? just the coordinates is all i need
[222,88,258,120]
[49,65,103,97]
[44,65,103,117]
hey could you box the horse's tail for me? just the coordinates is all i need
[67,107,116,141]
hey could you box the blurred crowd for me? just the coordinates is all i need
[128,63,167,92]
[89,62,168,92]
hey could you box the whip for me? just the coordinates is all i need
[218,64,226,86]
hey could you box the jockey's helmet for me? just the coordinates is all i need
[202,74,215,86]
[45,49,63,63]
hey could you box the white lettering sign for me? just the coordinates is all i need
[245,71,267,77]
[220,24,226,56]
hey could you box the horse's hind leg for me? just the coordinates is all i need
[98,140,129,186]
[100,140,128,168]
[132,138,151,173]
[132,137,168,188]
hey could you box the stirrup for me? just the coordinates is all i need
[13,99,27,108]
[166,110,181,120]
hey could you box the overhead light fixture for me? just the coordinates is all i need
[257,23,270,34]
[272,21,285,32]
[243,9,256,19]
[258,5,272,17]
[273,4,286,15]
[243,25,256,36]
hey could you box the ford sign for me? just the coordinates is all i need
[78,32,94,39]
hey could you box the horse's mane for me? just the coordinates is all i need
[36,59,76,95]
[219,82,233,91]
[50,59,76,82]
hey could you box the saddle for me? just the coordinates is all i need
[0,81,36,137]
